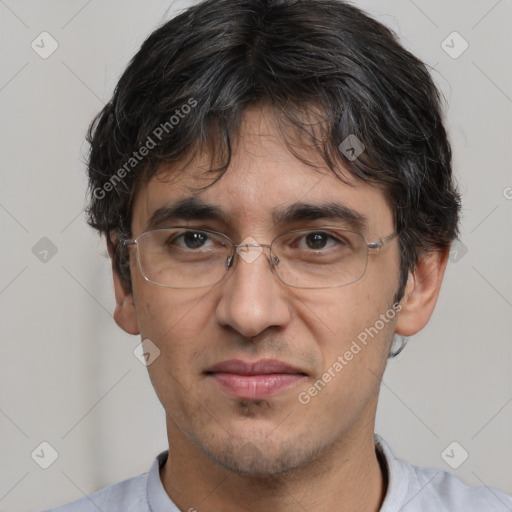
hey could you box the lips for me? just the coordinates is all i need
[205,359,307,400]
[206,359,305,375]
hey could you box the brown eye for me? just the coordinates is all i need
[166,231,211,250]
[295,231,345,251]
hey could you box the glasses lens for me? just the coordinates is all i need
[271,228,368,288]
[137,228,232,288]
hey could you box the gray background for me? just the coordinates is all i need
[1,1,511,510]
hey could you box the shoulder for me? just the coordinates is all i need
[406,462,512,511]
[376,435,512,512]
[40,472,149,512]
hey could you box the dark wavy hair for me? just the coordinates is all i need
[85,0,460,322]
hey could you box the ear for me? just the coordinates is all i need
[395,247,450,337]
[107,237,140,335]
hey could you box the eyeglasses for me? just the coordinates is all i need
[119,226,398,289]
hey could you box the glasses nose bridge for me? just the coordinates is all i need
[226,241,277,270]
[234,241,272,251]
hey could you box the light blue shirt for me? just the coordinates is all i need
[42,434,512,511]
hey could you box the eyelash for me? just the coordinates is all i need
[168,229,347,250]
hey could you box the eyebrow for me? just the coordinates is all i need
[144,197,230,231]
[144,197,368,232]
[271,201,367,231]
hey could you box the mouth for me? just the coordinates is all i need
[204,359,308,400]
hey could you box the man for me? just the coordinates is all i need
[45,0,512,510]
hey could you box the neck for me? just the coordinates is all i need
[160,421,387,512]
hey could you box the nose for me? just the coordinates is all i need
[215,243,292,338]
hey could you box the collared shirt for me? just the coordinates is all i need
[42,434,512,511]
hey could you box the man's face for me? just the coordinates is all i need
[127,105,401,476]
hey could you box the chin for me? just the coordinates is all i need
[193,428,325,477]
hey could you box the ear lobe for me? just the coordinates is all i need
[107,238,140,336]
[395,247,450,337]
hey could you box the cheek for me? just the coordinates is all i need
[136,291,213,417]
[295,295,396,422]
[296,281,393,345]
[135,282,212,340]
[133,285,216,390]
[294,283,396,391]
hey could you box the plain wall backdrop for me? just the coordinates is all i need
[1,1,511,510]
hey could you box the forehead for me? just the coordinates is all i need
[131,105,393,237]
